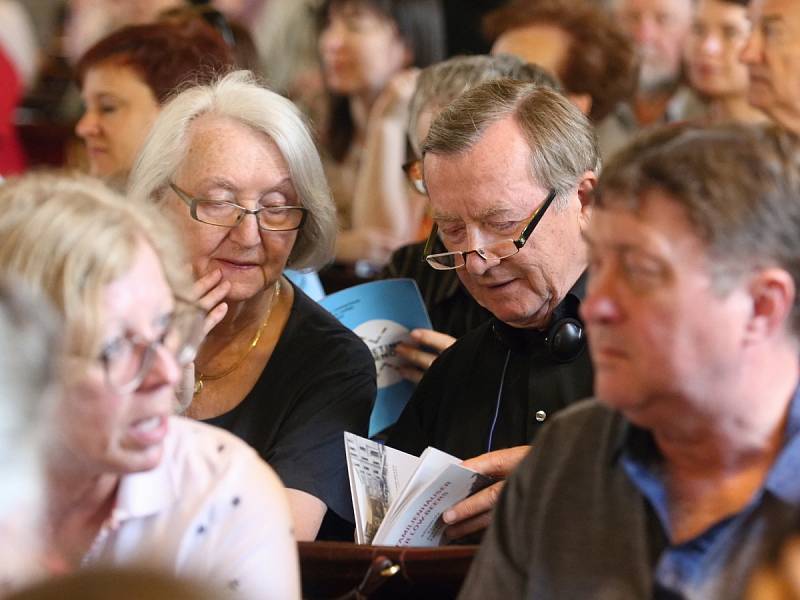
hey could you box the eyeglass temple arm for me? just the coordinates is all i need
[515,189,558,249]
[421,223,439,263]
[169,183,193,208]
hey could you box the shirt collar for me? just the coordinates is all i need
[108,444,178,527]
[763,384,800,503]
[617,384,800,514]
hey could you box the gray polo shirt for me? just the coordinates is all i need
[459,397,800,600]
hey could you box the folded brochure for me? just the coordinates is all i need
[320,279,432,436]
[344,432,494,546]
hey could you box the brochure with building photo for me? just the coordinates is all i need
[320,279,432,436]
[344,432,494,547]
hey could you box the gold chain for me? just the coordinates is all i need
[193,280,281,395]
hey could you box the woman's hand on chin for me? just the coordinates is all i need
[194,269,231,335]
[175,270,230,412]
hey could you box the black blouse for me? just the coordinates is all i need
[207,283,376,540]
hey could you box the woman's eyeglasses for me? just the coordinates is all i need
[98,300,206,393]
[170,182,308,232]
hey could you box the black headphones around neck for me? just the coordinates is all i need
[486,293,586,451]
[490,293,586,363]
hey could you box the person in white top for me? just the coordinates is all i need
[0,0,39,89]
[0,282,58,596]
[0,172,299,599]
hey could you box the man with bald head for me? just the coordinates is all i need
[742,0,800,133]
[603,0,705,152]
[617,0,692,97]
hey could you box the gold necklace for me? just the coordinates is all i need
[194,280,281,395]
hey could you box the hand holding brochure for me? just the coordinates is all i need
[344,432,494,546]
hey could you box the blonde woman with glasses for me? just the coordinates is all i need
[0,172,299,598]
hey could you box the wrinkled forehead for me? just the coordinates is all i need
[692,0,750,20]
[614,0,692,16]
[589,188,708,255]
[179,114,287,176]
[101,240,174,328]
[423,150,543,220]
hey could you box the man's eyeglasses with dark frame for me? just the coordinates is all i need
[423,189,558,270]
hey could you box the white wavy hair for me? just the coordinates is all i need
[128,70,336,270]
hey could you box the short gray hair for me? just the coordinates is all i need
[128,70,337,270]
[407,53,562,156]
[423,79,599,205]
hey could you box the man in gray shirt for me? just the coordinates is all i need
[459,123,800,599]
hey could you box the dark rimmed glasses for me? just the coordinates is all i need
[170,182,308,232]
[423,189,558,270]
[98,299,206,393]
[402,158,426,195]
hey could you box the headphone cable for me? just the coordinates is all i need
[486,348,512,453]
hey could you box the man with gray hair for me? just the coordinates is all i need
[388,78,597,539]
[460,123,800,598]
[386,54,561,380]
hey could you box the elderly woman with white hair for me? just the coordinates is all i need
[128,70,376,541]
[0,172,299,598]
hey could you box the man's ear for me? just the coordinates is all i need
[745,268,796,342]
[576,170,597,230]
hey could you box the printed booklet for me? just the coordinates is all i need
[344,432,494,547]
[320,279,432,435]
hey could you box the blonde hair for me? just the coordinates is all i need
[0,171,192,358]
[128,70,337,270]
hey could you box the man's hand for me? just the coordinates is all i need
[395,328,456,383]
[442,445,531,540]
